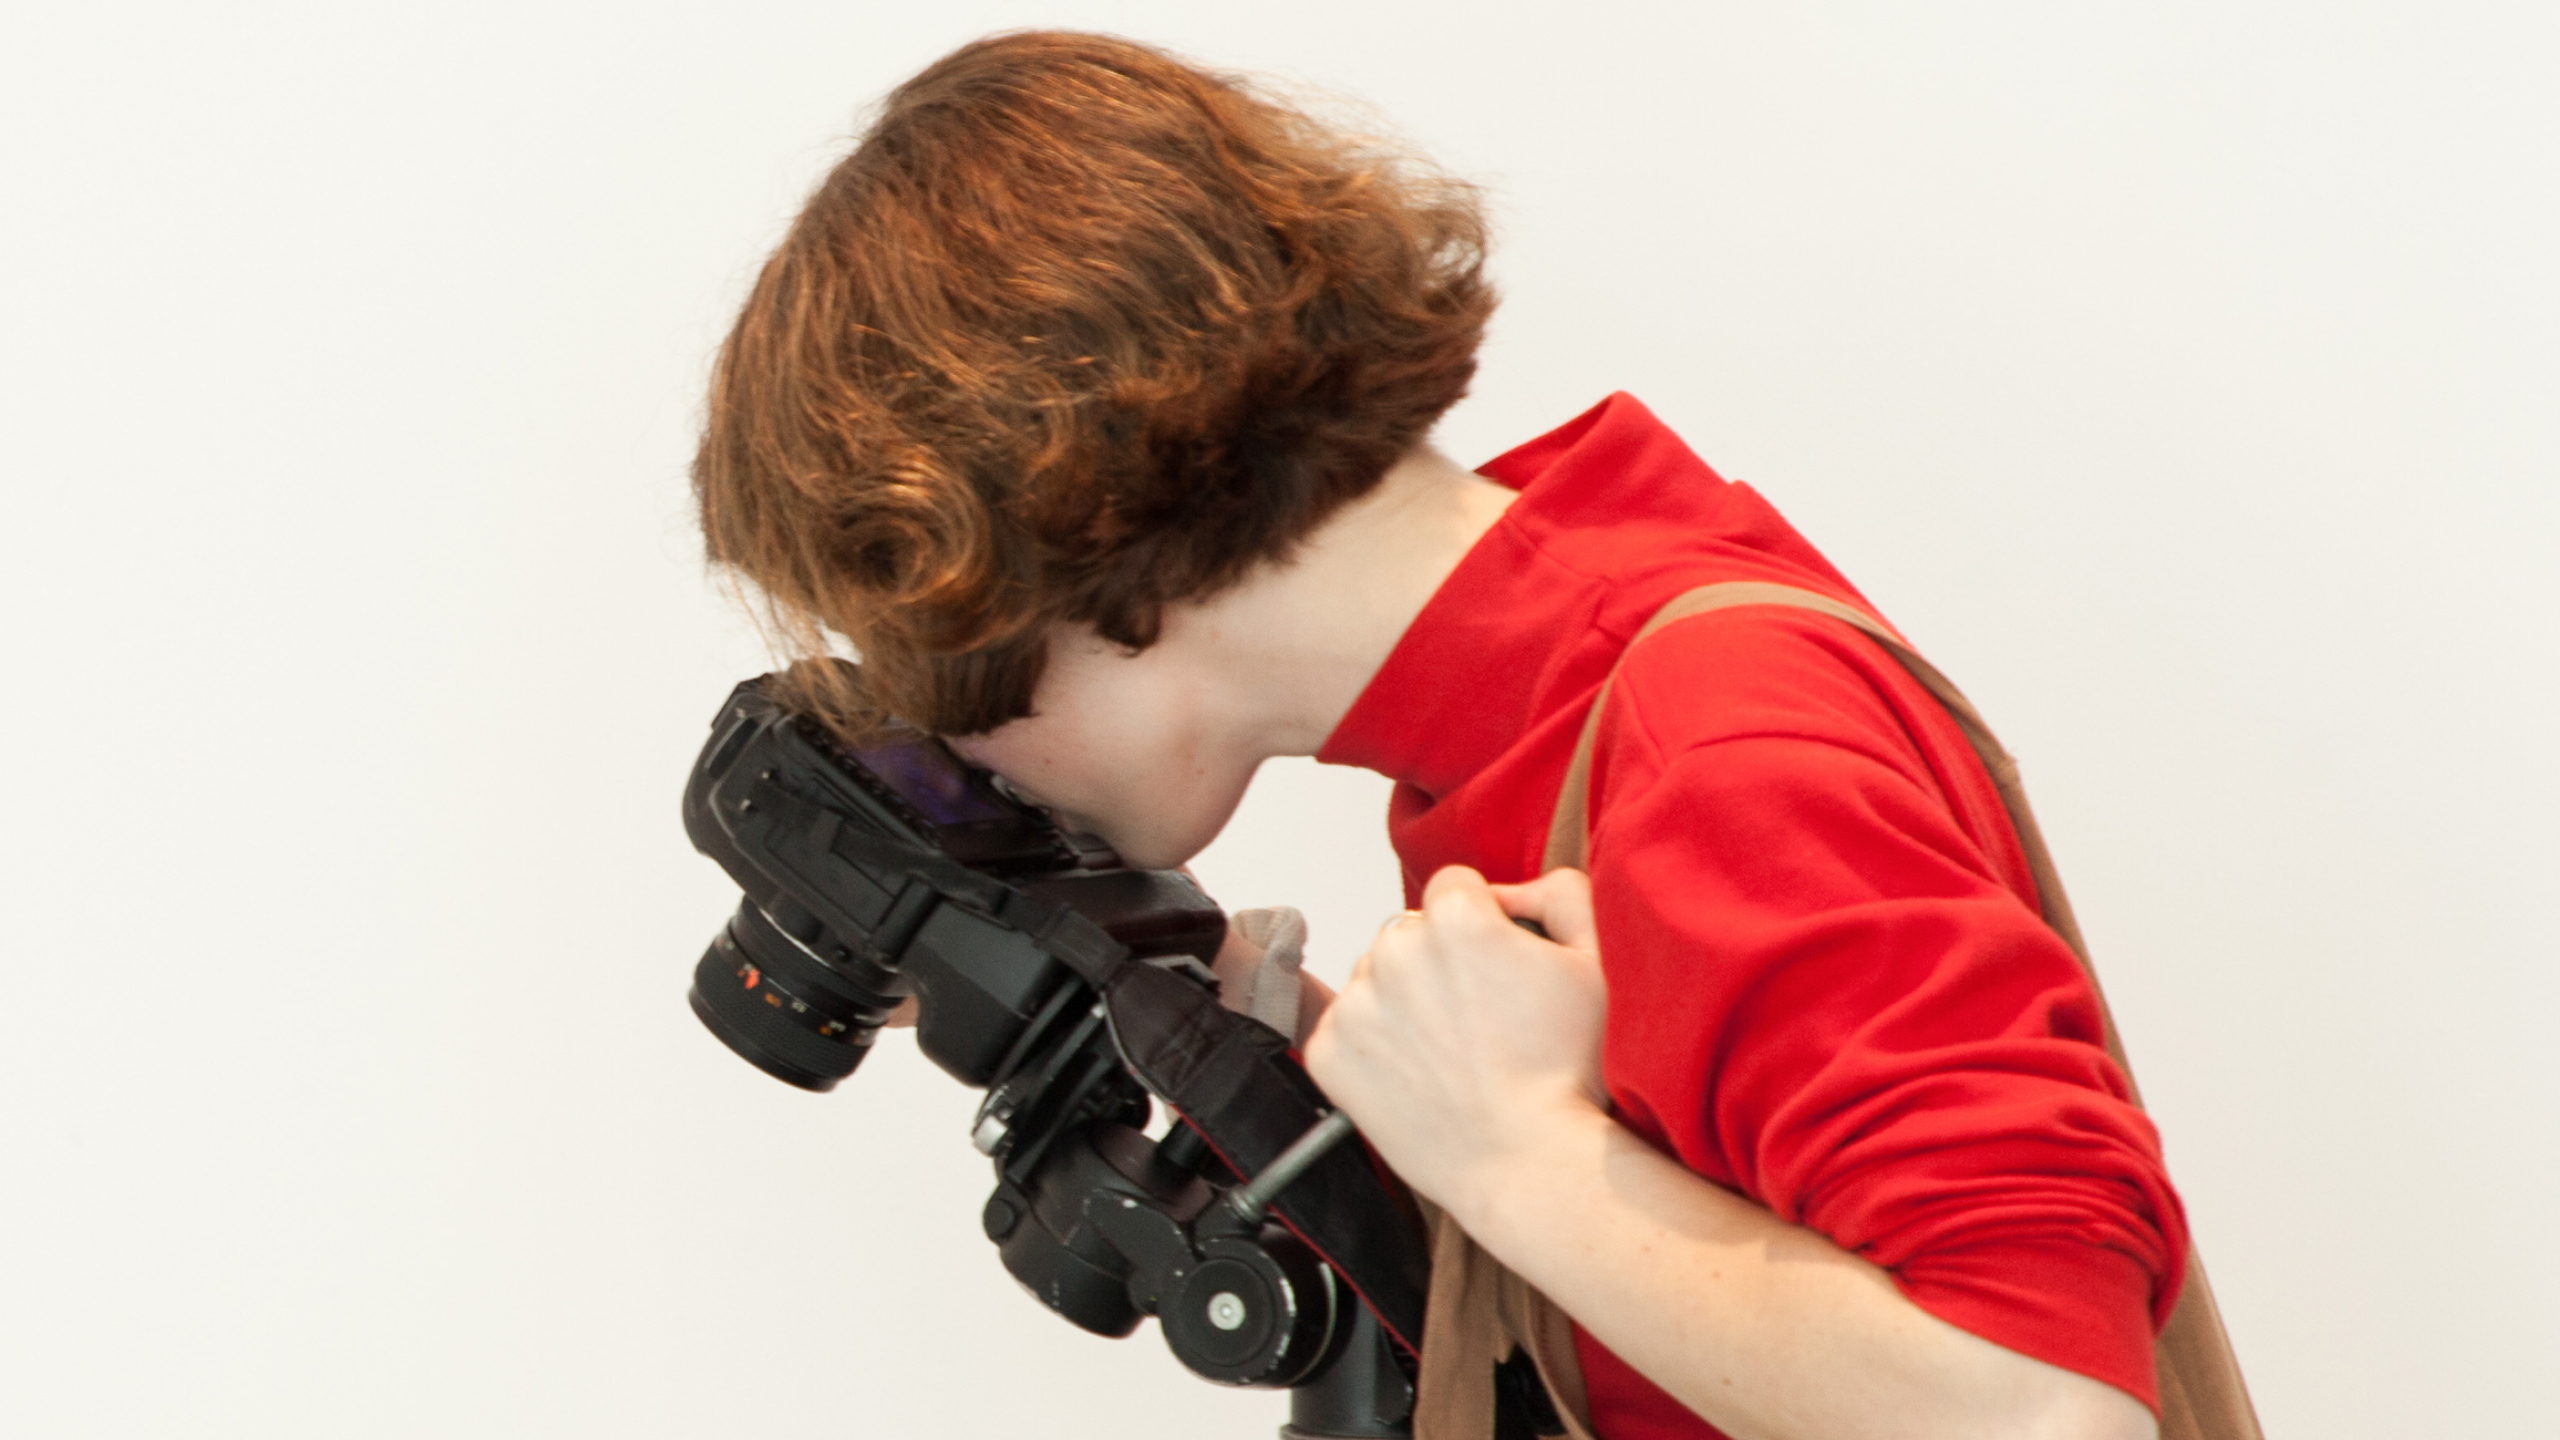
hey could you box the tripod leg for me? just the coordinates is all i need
[1282,1304,1413,1439]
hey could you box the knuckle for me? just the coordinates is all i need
[1422,886,1480,926]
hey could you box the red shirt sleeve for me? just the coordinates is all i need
[1576,610,2188,1414]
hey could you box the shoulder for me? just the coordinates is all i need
[1579,597,2036,907]
[1601,601,1937,780]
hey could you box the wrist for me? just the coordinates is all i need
[1435,1090,1616,1250]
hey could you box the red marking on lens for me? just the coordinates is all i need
[743,965,761,989]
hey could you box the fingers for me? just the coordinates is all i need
[1418,863,1493,912]
[1344,939,1379,990]
[1320,868,1616,1199]
[1418,865,1517,942]
[1416,864,1600,955]
[1290,968,1338,1047]
[1488,867,1598,953]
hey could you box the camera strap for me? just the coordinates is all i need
[1100,958,1432,1358]
[789,797,1432,1355]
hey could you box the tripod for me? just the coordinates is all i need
[1282,1304,1412,1439]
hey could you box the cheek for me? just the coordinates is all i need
[950,703,1153,828]
[947,637,1246,868]
[1125,764,1257,870]
[955,715,1246,870]
[948,726,1090,815]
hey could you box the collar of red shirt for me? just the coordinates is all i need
[1317,392,1775,801]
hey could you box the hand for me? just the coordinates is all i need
[1301,865,1607,1222]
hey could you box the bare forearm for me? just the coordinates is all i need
[1448,1105,2155,1440]
[1305,871,2155,1439]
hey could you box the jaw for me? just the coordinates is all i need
[1094,758,1260,871]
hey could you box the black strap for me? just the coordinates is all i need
[792,782,1434,1360]
[1101,960,1432,1356]
[1493,1346,1567,1440]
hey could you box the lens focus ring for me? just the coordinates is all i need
[686,901,903,1092]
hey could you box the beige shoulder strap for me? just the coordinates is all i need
[1413,581,2262,1440]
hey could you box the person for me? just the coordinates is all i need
[691,30,2186,1440]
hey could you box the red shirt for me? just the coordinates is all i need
[1320,395,2187,1436]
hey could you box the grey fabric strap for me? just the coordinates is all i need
[1230,905,1309,1044]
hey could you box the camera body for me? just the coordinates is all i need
[684,673,1226,1082]
[681,673,1419,1430]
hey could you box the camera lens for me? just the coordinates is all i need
[688,899,903,1091]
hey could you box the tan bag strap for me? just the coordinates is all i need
[1414,581,2262,1440]
[1410,1191,1600,1440]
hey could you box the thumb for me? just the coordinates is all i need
[1488,867,1598,953]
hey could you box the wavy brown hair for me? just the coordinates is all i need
[693,30,1495,737]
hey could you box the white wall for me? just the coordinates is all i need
[4,4,2552,1436]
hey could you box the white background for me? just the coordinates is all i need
[4,4,2553,1436]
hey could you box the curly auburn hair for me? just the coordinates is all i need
[693,30,1495,737]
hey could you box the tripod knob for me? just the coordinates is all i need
[1158,1230,1342,1387]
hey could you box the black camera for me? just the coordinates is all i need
[681,671,1426,1436]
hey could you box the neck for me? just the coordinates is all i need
[1178,444,1518,760]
